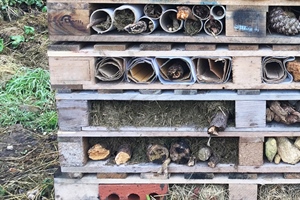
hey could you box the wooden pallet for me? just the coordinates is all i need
[47,2,299,40]
[48,45,300,90]
[54,172,300,200]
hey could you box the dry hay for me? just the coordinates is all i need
[0,12,49,70]
[0,125,59,199]
[88,137,238,164]
[0,55,20,88]
[258,184,300,200]
[167,184,228,200]
[90,100,235,128]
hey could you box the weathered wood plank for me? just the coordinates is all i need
[49,57,95,85]
[55,90,300,101]
[56,99,89,131]
[272,45,300,51]
[47,0,300,6]
[140,43,172,51]
[235,101,266,128]
[48,42,85,51]
[60,161,300,174]
[185,44,216,51]
[47,2,91,36]
[232,57,261,90]
[49,32,300,44]
[94,43,129,51]
[228,44,259,51]
[97,173,128,179]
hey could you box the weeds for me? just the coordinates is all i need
[0,67,57,132]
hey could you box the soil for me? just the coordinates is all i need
[0,125,58,199]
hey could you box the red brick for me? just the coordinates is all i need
[99,184,168,200]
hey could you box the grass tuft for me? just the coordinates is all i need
[0,67,57,132]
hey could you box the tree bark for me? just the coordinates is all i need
[147,144,169,164]
[208,109,229,136]
[268,101,300,124]
[88,144,110,160]
[208,153,220,168]
[115,144,131,165]
[170,139,191,164]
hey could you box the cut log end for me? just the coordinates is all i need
[207,126,219,136]
[147,144,169,164]
[198,146,212,161]
[88,144,110,160]
[208,154,220,168]
[187,156,196,167]
[170,140,191,165]
[115,144,131,165]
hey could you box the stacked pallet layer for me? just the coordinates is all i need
[48,1,300,199]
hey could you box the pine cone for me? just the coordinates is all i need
[268,7,300,35]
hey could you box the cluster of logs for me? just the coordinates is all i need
[266,101,300,125]
[87,107,229,176]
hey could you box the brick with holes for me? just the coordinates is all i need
[98,184,168,200]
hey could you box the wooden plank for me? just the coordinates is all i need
[49,32,300,44]
[228,44,259,51]
[174,90,197,95]
[49,57,95,85]
[48,46,300,57]
[48,42,85,51]
[233,56,262,91]
[97,173,128,179]
[60,161,300,173]
[47,0,300,6]
[55,173,300,185]
[185,44,216,51]
[58,137,88,167]
[228,173,258,179]
[237,90,260,95]
[272,45,300,51]
[140,43,172,51]
[55,90,300,101]
[94,43,129,51]
[235,101,266,128]
[229,184,257,200]
[47,2,90,36]
[56,99,89,131]
[226,10,266,37]
[284,173,300,179]
[58,127,300,138]
[226,5,268,12]
[240,137,264,143]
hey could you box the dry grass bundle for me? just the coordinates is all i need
[88,137,238,164]
[258,184,300,200]
[90,101,235,128]
[168,184,229,200]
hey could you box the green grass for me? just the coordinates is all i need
[0,67,57,132]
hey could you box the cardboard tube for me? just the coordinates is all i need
[90,8,115,34]
[204,18,223,36]
[192,5,211,20]
[95,57,125,82]
[210,5,226,20]
[159,9,183,33]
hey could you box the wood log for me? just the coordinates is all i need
[268,101,300,124]
[147,144,169,164]
[115,144,131,165]
[187,156,196,167]
[208,109,229,136]
[170,140,191,164]
[157,158,171,175]
[177,6,198,21]
[88,144,110,160]
[208,153,220,168]
[198,146,212,161]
